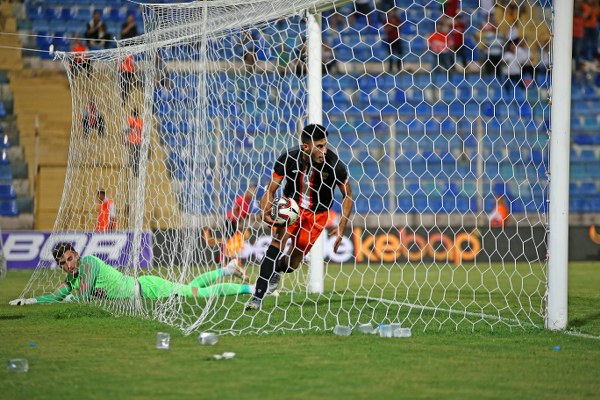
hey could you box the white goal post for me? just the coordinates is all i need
[15,0,572,334]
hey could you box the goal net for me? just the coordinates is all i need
[19,0,552,334]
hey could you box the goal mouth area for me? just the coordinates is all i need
[85,261,545,334]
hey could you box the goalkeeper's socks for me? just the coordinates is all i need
[255,244,280,300]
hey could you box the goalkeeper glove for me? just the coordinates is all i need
[63,294,75,303]
[9,298,38,306]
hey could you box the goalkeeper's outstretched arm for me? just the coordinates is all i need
[9,283,75,305]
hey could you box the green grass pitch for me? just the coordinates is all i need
[1,262,600,399]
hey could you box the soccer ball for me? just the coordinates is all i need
[271,197,300,225]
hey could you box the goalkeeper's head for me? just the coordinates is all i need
[301,124,328,164]
[52,242,80,274]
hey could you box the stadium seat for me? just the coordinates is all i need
[0,199,18,216]
[0,183,16,200]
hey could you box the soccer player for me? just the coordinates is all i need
[246,123,353,310]
[9,242,253,306]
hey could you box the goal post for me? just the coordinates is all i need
[546,0,573,331]
[14,0,566,334]
[306,8,324,294]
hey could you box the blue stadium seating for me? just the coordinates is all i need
[0,184,16,200]
[0,199,18,216]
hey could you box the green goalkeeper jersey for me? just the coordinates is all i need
[36,255,137,303]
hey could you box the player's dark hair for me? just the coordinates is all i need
[52,242,76,263]
[301,124,328,144]
[98,189,106,196]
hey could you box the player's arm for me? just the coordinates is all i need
[260,175,283,225]
[9,282,74,305]
[329,180,353,252]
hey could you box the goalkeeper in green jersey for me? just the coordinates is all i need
[9,242,254,306]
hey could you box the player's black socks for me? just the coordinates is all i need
[255,245,281,300]
[275,256,294,274]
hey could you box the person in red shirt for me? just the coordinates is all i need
[95,189,116,231]
[428,17,454,73]
[126,109,143,177]
[451,13,468,68]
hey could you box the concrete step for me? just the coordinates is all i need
[0,213,33,229]
[16,196,33,213]
[9,161,27,179]
[6,145,23,162]
[13,178,28,197]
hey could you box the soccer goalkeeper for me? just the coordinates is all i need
[9,242,254,305]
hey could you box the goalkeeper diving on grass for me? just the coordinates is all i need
[9,242,254,305]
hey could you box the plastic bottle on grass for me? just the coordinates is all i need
[156,332,170,349]
[333,325,352,336]
[199,332,219,345]
[7,358,28,373]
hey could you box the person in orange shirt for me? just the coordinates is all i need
[70,38,91,77]
[489,194,510,228]
[119,54,136,103]
[582,0,600,61]
[95,189,116,231]
[126,109,143,177]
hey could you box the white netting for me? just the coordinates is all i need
[19,0,551,333]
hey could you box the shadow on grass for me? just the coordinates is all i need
[0,315,25,320]
[53,305,113,320]
[569,311,600,328]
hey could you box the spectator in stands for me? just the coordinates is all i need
[536,37,550,83]
[477,15,504,78]
[322,40,339,75]
[496,3,521,42]
[582,0,600,62]
[155,49,170,89]
[70,38,92,77]
[291,39,307,77]
[451,12,468,69]
[428,17,454,73]
[479,0,496,22]
[119,54,136,103]
[352,0,374,26]
[242,30,257,74]
[489,194,509,228]
[125,109,143,177]
[95,190,116,231]
[573,0,585,72]
[443,0,460,18]
[85,10,111,49]
[518,39,534,84]
[326,10,345,31]
[501,39,529,92]
[82,100,105,137]
[383,8,403,74]
[217,183,257,264]
[120,13,138,40]
[275,43,290,76]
